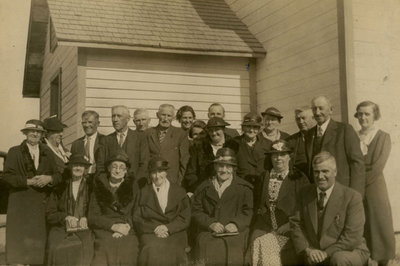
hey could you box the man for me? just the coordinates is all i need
[208,103,239,138]
[103,105,149,182]
[146,104,189,184]
[287,106,316,181]
[133,108,151,132]
[290,151,369,265]
[304,96,365,196]
[71,110,106,178]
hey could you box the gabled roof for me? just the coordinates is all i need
[47,0,265,57]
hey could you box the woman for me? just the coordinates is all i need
[250,140,309,266]
[176,105,196,131]
[183,117,232,194]
[192,148,253,265]
[2,119,61,265]
[259,107,289,143]
[188,119,206,142]
[355,101,395,265]
[46,154,94,266]
[88,151,139,265]
[43,116,70,175]
[133,157,190,266]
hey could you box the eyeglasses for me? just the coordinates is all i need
[110,166,127,171]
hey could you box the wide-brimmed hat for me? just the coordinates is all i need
[21,119,46,133]
[265,140,292,154]
[242,112,262,127]
[68,154,91,167]
[148,157,169,173]
[43,116,67,132]
[261,107,283,119]
[213,147,237,166]
[106,151,130,168]
[206,117,230,129]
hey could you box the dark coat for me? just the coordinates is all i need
[192,176,253,265]
[1,141,61,264]
[363,130,395,261]
[46,142,70,176]
[133,183,190,266]
[258,129,290,143]
[305,120,366,196]
[146,126,190,184]
[224,127,240,138]
[102,128,149,181]
[183,134,232,193]
[88,173,139,265]
[225,134,271,185]
[287,131,310,181]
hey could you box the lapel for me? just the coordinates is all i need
[165,184,183,213]
[260,171,270,208]
[204,180,220,203]
[276,175,293,205]
[149,127,161,151]
[108,131,119,147]
[321,120,337,148]
[306,187,318,235]
[163,126,175,146]
[321,184,343,234]
[292,132,301,160]
[305,128,315,173]
[141,184,165,215]
[93,133,101,153]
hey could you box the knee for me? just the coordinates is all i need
[330,252,352,266]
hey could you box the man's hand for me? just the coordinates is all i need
[65,216,79,228]
[154,225,169,238]
[27,177,39,186]
[305,248,328,264]
[35,175,53,187]
[225,223,238,233]
[276,222,290,235]
[209,222,225,233]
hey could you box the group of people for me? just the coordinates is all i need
[1,96,395,266]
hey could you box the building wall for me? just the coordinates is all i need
[40,19,79,146]
[344,0,400,230]
[227,0,343,134]
[79,48,252,135]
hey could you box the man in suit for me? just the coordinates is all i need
[290,151,370,265]
[287,106,316,182]
[133,108,151,132]
[305,96,365,196]
[71,110,105,178]
[146,104,189,184]
[103,105,149,182]
[208,103,239,138]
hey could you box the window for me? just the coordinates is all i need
[50,69,62,119]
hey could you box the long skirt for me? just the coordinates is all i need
[138,231,187,266]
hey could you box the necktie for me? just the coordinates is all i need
[84,137,91,161]
[159,130,166,143]
[318,191,326,210]
[118,133,125,147]
[317,126,323,138]
[157,187,160,192]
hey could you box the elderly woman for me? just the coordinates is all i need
[88,151,139,265]
[176,105,196,132]
[259,107,290,143]
[354,101,395,265]
[1,119,61,265]
[43,116,70,175]
[46,154,94,266]
[192,148,253,265]
[183,117,232,194]
[250,140,309,266]
[133,157,190,266]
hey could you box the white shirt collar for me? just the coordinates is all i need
[85,131,98,141]
[117,128,129,136]
[317,118,330,136]
[212,175,233,198]
[153,179,170,213]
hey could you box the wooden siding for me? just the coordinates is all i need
[40,17,79,146]
[82,49,252,135]
[227,0,343,133]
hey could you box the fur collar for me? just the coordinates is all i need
[94,173,135,208]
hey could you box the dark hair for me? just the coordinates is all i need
[354,101,381,121]
[176,105,196,121]
[188,120,206,139]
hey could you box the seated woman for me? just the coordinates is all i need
[191,148,253,265]
[88,151,139,265]
[250,140,309,266]
[133,157,190,266]
[46,154,94,266]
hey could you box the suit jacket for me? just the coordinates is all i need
[146,126,190,184]
[290,183,368,256]
[287,131,310,181]
[304,120,365,196]
[225,127,240,138]
[103,128,149,180]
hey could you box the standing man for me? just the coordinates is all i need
[208,103,239,138]
[71,110,106,179]
[133,108,151,132]
[290,151,369,265]
[305,96,365,196]
[287,107,316,181]
[103,105,149,182]
[146,104,189,184]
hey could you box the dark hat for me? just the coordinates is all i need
[265,140,292,154]
[206,117,230,129]
[68,154,91,167]
[213,147,237,166]
[148,157,169,173]
[43,116,67,132]
[242,112,262,127]
[106,151,130,168]
[21,119,46,133]
[261,107,283,119]
[192,120,206,129]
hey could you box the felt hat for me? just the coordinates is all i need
[213,147,237,166]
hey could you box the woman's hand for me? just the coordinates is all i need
[276,222,290,235]
[65,216,79,228]
[209,222,225,233]
[79,217,88,229]
[154,225,169,238]
[111,223,131,235]
[225,223,238,233]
